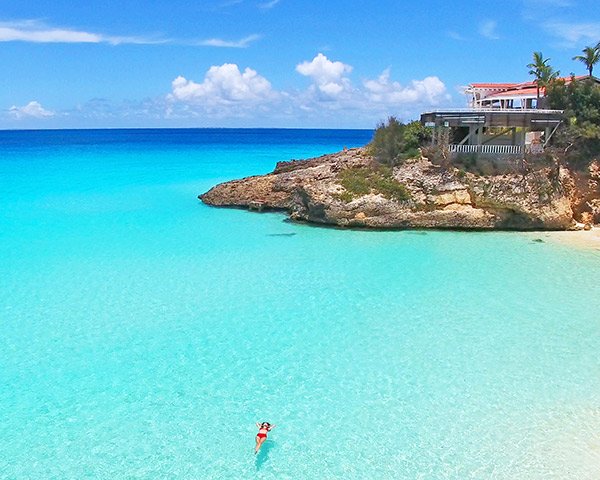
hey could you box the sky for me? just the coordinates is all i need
[1,0,599,129]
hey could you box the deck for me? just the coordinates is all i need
[421,108,563,128]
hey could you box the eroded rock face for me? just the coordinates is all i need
[199,148,578,230]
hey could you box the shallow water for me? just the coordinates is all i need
[1,129,599,479]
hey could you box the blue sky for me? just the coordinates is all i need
[1,0,599,129]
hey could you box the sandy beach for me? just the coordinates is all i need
[526,226,600,250]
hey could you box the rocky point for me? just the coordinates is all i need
[199,147,587,230]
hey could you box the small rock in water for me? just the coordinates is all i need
[532,238,544,243]
[267,233,297,237]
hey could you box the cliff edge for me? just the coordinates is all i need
[200,148,580,230]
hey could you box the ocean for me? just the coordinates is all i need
[1,128,599,479]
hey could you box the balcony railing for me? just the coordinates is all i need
[448,144,524,154]
[424,108,563,114]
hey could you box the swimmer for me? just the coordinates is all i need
[255,421,275,454]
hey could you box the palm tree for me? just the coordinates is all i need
[538,65,560,107]
[527,52,559,104]
[528,51,550,101]
[572,45,600,77]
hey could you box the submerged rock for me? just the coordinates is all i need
[199,148,578,230]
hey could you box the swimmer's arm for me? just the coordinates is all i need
[269,424,277,430]
[256,422,261,428]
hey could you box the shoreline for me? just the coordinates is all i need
[525,226,600,250]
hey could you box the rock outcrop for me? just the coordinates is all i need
[200,148,578,230]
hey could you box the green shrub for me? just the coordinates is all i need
[338,166,411,202]
[339,168,371,195]
[369,117,431,166]
[335,191,354,203]
[546,77,600,168]
[371,175,411,201]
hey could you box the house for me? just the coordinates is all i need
[465,75,599,109]
[419,76,600,157]
[420,108,563,156]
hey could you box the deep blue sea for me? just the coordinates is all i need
[1,129,600,479]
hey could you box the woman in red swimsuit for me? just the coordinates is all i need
[255,422,276,454]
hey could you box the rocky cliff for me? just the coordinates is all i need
[200,148,583,230]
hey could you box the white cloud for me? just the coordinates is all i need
[168,63,275,107]
[165,56,451,124]
[542,21,600,47]
[295,53,353,98]
[521,0,571,23]
[259,0,280,9]
[0,19,260,49]
[478,20,499,39]
[217,0,244,7]
[296,53,352,84]
[0,19,166,45]
[197,34,261,48]
[364,70,448,106]
[9,101,54,119]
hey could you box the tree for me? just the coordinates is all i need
[539,64,560,94]
[528,52,549,101]
[546,75,600,168]
[369,117,431,166]
[572,45,600,77]
[370,117,405,166]
[527,51,559,103]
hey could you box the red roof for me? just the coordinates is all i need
[487,86,538,99]
[471,76,598,101]
[470,76,591,90]
[470,83,520,89]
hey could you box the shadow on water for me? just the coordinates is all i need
[255,440,275,470]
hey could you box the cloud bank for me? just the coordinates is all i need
[4,53,449,127]
[9,101,54,119]
[166,53,449,125]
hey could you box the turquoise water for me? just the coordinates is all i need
[1,129,600,479]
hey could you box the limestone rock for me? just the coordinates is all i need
[199,147,581,230]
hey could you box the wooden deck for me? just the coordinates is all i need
[421,108,563,128]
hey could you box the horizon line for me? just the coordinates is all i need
[0,126,376,133]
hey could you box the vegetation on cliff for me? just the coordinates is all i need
[368,117,431,166]
[337,165,411,202]
[546,77,600,167]
[527,44,600,169]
